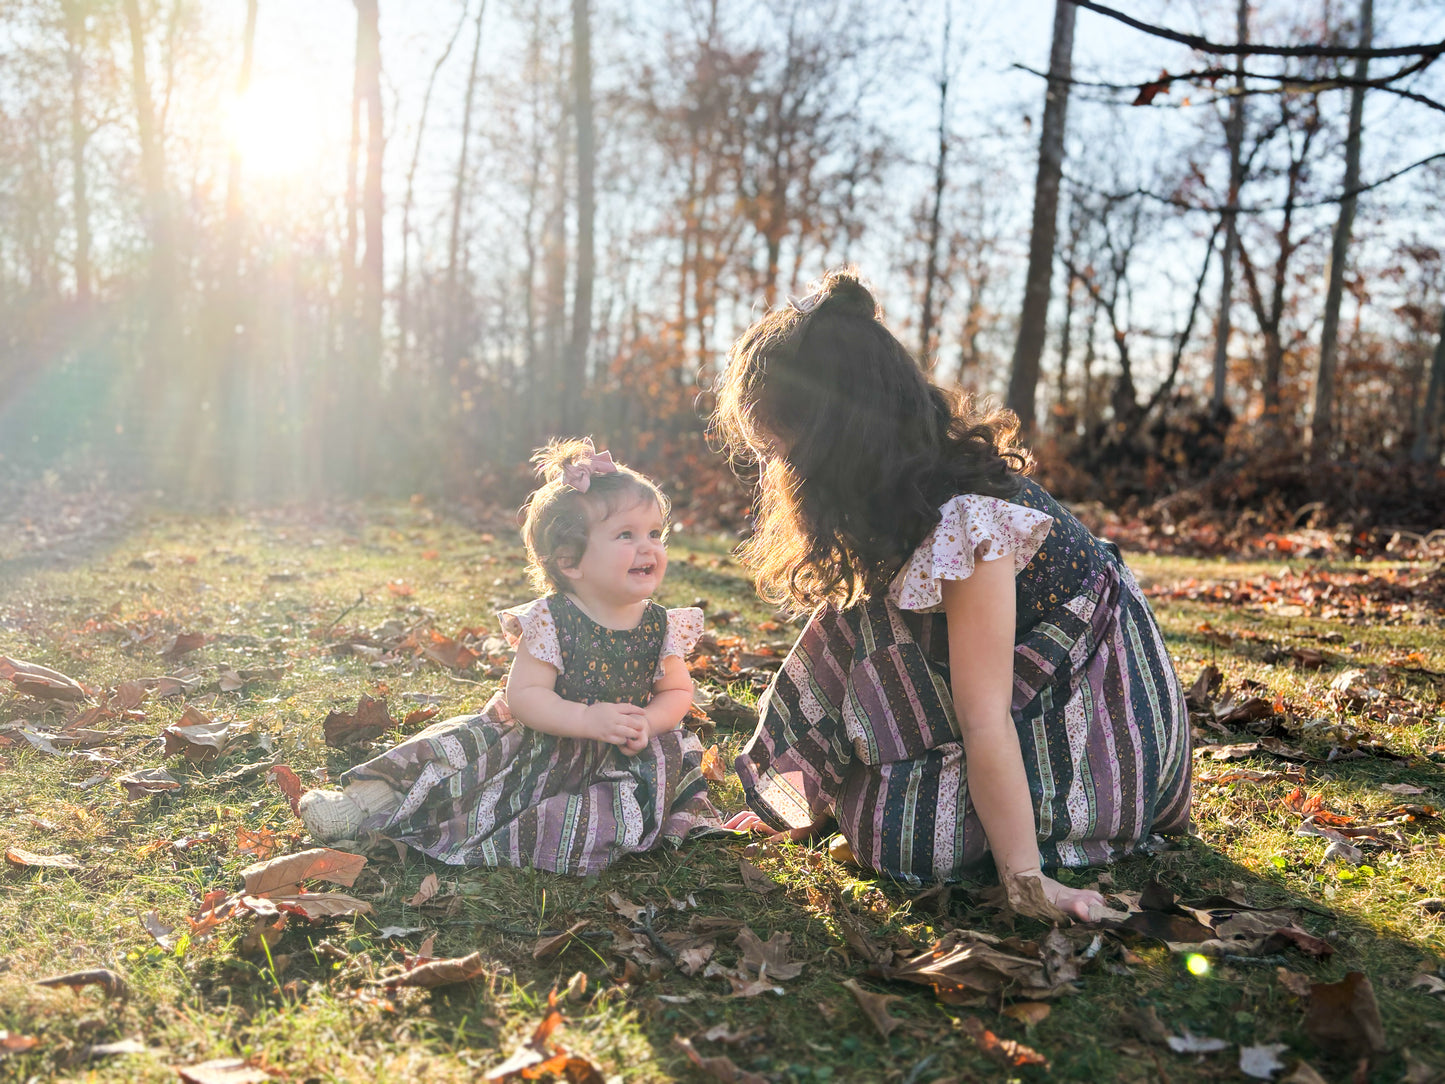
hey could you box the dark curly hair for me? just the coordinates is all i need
[520,437,670,595]
[711,268,1028,611]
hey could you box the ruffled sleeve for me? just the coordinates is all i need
[888,495,1054,612]
[654,606,705,680]
[496,597,563,672]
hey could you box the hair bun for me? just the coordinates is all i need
[530,436,595,482]
[816,269,877,320]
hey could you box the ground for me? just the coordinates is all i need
[0,500,1443,1082]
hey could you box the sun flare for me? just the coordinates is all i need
[225,78,327,181]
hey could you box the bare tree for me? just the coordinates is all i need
[59,0,92,306]
[1210,0,1248,411]
[445,0,487,370]
[1414,306,1445,463]
[1309,0,1373,458]
[565,0,594,433]
[918,1,952,368]
[1007,0,1076,435]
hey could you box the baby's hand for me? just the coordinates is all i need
[619,727,652,757]
[582,701,647,748]
[1014,872,1106,923]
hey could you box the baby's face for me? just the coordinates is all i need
[569,495,668,606]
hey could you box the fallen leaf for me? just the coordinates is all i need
[700,744,725,782]
[876,930,1070,1004]
[734,926,803,982]
[1003,1001,1052,1027]
[141,910,179,950]
[163,706,248,762]
[1240,1043,1289,1079]
[379,951,488,989]
[605,891,647,922]
[485,995,605,1083]
[238,914,288,956]
[175,1058,273,1083]
[34,968,128,999]
[0,656,86,701]
[161,632,208,659]
[405,873,440,907]
[235,826,282,860]
[243,891,374,922]
[673,1036,770,1084]
[1278,967,1316,997]
[115,766,183,799]
[322,694,393,748]
[4,847,81,870]
[1280,1061,1330,1084]
[401,705,438,728]
[417,629,480,672]
[842,978,905,1039]
[739,858,780,895]
[0,1031,40,1054]
[533,920,589,961]
[1380,783,1427,796]
[1166,1030,1229,1054]
[1303,970,1387,1057]
[266,765,305,815]
[85,1038,150,1058]
[240,848,367,895]
[960,1016,1050,1068]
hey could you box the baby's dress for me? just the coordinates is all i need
[733,476,1192,885]
[341,593,718,876]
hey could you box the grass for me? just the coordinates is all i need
[0,501,1443,1082]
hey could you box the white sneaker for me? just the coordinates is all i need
[298,789,366,842]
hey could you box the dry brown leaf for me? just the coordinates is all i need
[240,847,366,895]
[238,914,288,956]
[34,968,128,999]
[265,765,305,816]
[842,978,905,1039]
[734,927,803,981]
[163,706,248,762]
[1002,874,1070,924]
[960,1015,1050,1069]
[401,705,439,728]
[243,891,373,921]
[533,920,589,961]
[1277,967,1315,998]
[379,951,487,989]
[0,1032,41,1054]
[484,997,605,1083]
[175,1058,273,1083]
[235,826,282,860]
[161,632,208,660]
[1003,1001,1053,1027]
[674,1035,771,1084]
[5,847,81,870]
[1303,970,1387,1057]
[107,680,150,711]
[700,744,726,782]
[876,930,1069,1004]
[405,873,440,907]
[116,767,181,799]
[141,910,178,951]
[605,891,647,922]
[0,656,86,701]
[739,858,780,895]
[323,694,394,748]
[417,630,480,672]
[1280,1061,1330,1084]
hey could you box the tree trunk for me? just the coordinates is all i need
[445,0,486,370]
[1006,0,1076,435]
[401,1,469,370]
[1055,267,1075,429]
[565,0,594,434]
[1411,306,1445,463]
[221,0,258,295]
[356,0,384,373]
[1210,0,1247,410]
[919,2,951,369]
[121,0,175,313]
[60,0,91,306]
[1309,0,1372,459]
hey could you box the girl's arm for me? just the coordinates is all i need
[942,556,1104,922]
[505,642,646,746]
[621,654,694,755]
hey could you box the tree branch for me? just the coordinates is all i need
[1071,0,1445,60]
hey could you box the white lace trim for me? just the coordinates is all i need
[888,494,1054,612]
[497,597,563,671]
[655,607,705,680]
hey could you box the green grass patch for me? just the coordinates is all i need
[1,505,1443,1081]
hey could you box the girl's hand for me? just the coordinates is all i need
[1008,871,1106,923]
[583,701,647,747]
[619,727,651,757]
[721,810,769,833]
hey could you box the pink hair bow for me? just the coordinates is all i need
[562,443,617,493]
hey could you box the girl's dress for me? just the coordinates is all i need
[734,477,1191,886]
[342,594,719,876]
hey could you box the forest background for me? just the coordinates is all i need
[1,0,1443,542]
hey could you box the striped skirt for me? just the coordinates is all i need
[342,695,718,876]
[733,562,1191,885]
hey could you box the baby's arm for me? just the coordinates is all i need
[505,642,646,747]
[942,557,1104,922]
[620,654,693,755]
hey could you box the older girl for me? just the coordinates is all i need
[712,270,1190,918]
